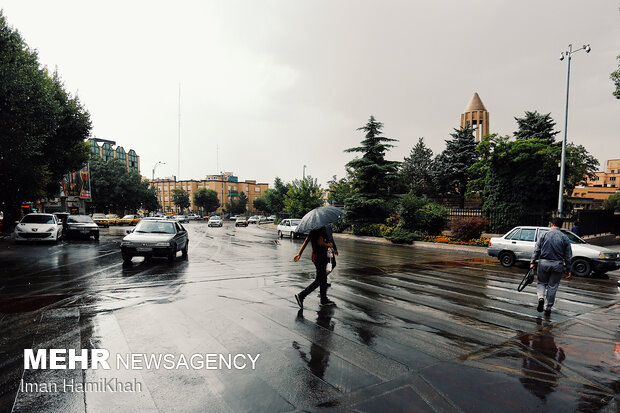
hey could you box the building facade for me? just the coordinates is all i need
[570,159,620,209]
[150,172,268,214]
[89,138,140,172]
[461,93,489,142]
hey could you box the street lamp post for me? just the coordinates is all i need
[557,43,590,217]
[303,165,307,180]
[152,161,166,182]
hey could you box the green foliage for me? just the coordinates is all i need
[0,11,91,228]
[398,192,448,235]
[327,174,354,206]
[345,116,400,224]
[432,124,479,208]
[330,219,350,233]
[564,143,599,196]
[90,158,155,214]
[603,192,620,211]
[193,188,220,213]
[351,223,383,237]
[449,217,489,241]
[513,111,559,143]
[226,192,248,215]
[253,197,268,213]
[171,188,190,211]
[261,177,288,214]
[284,176,323,218]
[611,55,620,99]
[385,226,421,244]
[400,137,435,197]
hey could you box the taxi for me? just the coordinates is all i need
[106,214,120,225]
[118,215,141,226]
[91,213,110,227]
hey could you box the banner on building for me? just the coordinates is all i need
[60,164,91,200]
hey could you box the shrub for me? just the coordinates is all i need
[331,219,350,233]
[385,227,421,244]
[416,203,449,235]
[449,217,490,241]
[352,223,383,237]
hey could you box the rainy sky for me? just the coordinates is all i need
[2,0,619,186]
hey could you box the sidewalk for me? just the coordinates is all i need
[258,223,489,256]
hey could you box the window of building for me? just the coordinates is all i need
[116,146,126,163]
[254,187,261,192]
[90,140,100,159]
[102,143,113,161]
[611,177,616,181]
[164,196,169,202]
[128,150,138,171]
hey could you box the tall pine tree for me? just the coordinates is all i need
[513,111,559,143]
[400,137,435,197]
[344,116,400,224]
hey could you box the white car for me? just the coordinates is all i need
[277,218,302,238]
[14,213,63,242]
[248,216,260,224]
[208,216,223,227]
[488,226,620,277]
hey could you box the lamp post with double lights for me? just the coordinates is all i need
[557,43,590,217]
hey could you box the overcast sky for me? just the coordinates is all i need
[2,1,619,186]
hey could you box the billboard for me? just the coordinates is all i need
[60,163,91,199]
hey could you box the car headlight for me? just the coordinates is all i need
[16,225,24,232]
[155,242,171,247]
[599,252,617,260]
[46,227,55,232]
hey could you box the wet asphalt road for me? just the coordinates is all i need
[1,222,619,412]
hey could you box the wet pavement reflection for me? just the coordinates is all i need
[0,222,619,412]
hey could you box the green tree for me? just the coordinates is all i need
[513,111,559,143]
[193,188,220,213]
[603,192,620,211]
[171,188,190,212]
[238,192,248,214]
[400,137,435,197]
[611,55,620,99]
[253,197,268,213]
[326,174,354,206]
[398,192,448,235]
[90,158,156,214]
[0,11,91,229]
[284,176,324,218]
[344,116,400,224]
[433,124,478,208]
[261,177,288,214]
[564,143,599,196]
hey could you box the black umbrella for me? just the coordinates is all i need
[517,268,535,292]
[296,206,345,234]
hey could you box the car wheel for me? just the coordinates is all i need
[571,258,591,277]
[94,232,100,241]
[122,253,133,263]
[182,241,188,260]
[278,230,283,238]
[168,245,176,262]
[498,251,515,267]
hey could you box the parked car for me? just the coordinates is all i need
[488,226,620,277]
[208,216,223,227]
[266,215,276,222]
[65,215,100,240]
[173,215,190,223]
[106,214,120,225]
[120,219,188,263]
[91,213,110,228]
[258,215,267,223]
[14,213,63,243]
[248,216,260,224]
[277,218,303,238]
[118,215,141,226]
[235,217,249,227]
[188,214,201,221]
[230,215,241,221]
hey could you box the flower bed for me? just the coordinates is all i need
[420,235,490,247]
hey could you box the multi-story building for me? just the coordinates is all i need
[571,159,620,209]
[88,138,140,172]
[151,172,268,214]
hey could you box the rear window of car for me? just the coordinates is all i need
[519,228,536,242]
[21,215,54,224]
[67,216,94,224]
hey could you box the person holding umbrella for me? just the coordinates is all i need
[293,206,345,309]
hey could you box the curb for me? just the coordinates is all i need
[257,224,489,256]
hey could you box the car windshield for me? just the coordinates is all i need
[560,229,586,244]
[134,221,176,234]
[122,215,133,219]
[290,219,301,225]
[21,215,54,224]
[106,215,116,218]
[93,215,106,219]
[67,216,94,224]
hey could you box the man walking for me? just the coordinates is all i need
[530,217,572,315]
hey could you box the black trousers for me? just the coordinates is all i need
[300,260,328,302]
